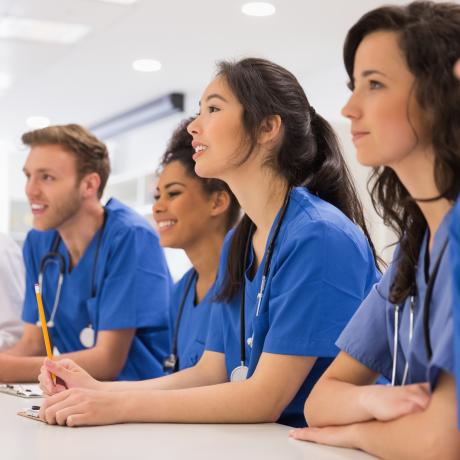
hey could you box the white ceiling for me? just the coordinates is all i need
[0,0,420,147]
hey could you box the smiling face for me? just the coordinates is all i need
[153,160,220,250]
[23,144,84,231]
[341,31,431,169]
[187,76,247,181]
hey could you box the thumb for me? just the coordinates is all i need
[44,359,73,381]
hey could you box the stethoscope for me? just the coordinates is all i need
[230,187,292,382]
[163,269,197,373]
[390,238,448,386]
[37,209,108,349]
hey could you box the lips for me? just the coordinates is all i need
[156,219,177,233]
[30,203,47,215]
[191,141,208,161]
[351,131,369,143]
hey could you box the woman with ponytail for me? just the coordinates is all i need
[37,57,379,428]
[292,2,460,458]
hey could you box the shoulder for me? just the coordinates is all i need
[104,198,159,243]
[281,187,371,256]
[23,229,56,254]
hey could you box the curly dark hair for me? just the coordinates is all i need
[344,1,460,304]
[159,117,240,231]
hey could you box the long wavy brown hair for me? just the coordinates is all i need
[344,1,460,304]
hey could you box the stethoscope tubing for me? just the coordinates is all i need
[37,209,108,338]
[391,238,448,386]
[238,187,292,368]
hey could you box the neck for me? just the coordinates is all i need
[58,201,105,268]
[225,160,288,237]
[394,150,452,251]
[185,231,224,303]
[223,158,288,268]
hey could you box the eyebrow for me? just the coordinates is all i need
[361,69,388,78]
[22,167,54,174]
[198,93,229,106]
[156,181,186,190]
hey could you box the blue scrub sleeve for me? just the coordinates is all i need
[450,201,460,428]
[204,296,225,353]
[95,227,170,330]
[263,220,378,358]
[336,266,393,378]
[21,235,41,324]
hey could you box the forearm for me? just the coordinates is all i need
[0,354,43,382]
[58,348,123,381]
[102,362,226,392]
[120,379,283,424]
[305,378,375,426]
[352,414,460,460]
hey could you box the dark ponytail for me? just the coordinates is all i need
[215,58,379,302]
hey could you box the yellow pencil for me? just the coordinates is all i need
[34,283,56,384]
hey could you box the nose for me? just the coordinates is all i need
[187,117,200,136]
[25,175,40,200]
[152,192,166,217]
[341,92,360,120]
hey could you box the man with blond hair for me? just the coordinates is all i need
[0,124,171,382]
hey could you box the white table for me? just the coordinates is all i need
[1,389,377,460]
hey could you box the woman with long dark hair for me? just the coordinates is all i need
[37,57,378,428]
[292,2,460,457]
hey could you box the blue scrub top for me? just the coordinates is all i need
[450,198,460,428]
[169,269,214,370]
[337,211,454,388]
[205,187,380,427]
[22,198,172,381]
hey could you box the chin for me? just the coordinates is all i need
[194,158,222,180]
[356,150,383,168]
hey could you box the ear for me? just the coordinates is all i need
[79,172,102,199]
[257,115,282,146]
[209,190,231,218]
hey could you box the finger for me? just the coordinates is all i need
[290,426,353,448]
[66,413,89,427]
[45,360,74,384]
[54,405,84,427]
[43,391,78,425]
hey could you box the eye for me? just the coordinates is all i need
[167,191,181,198]
[208,105,220,113]
[153,193,160,201]
[43,174,55,181]
[346,80,355,91]
[369,80,384,90]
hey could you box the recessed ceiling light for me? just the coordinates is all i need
[0,16,90,44]
[132,59,162,72]
[94,0,138,4]
[0,72,12,90]
[26,116,50,129]
[241,2,276,17]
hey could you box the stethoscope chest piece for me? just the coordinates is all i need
[80,325,95,348]
[230,365,249,382]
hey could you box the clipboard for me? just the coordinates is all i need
[17,405,45,423]
[0,384,43,398]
